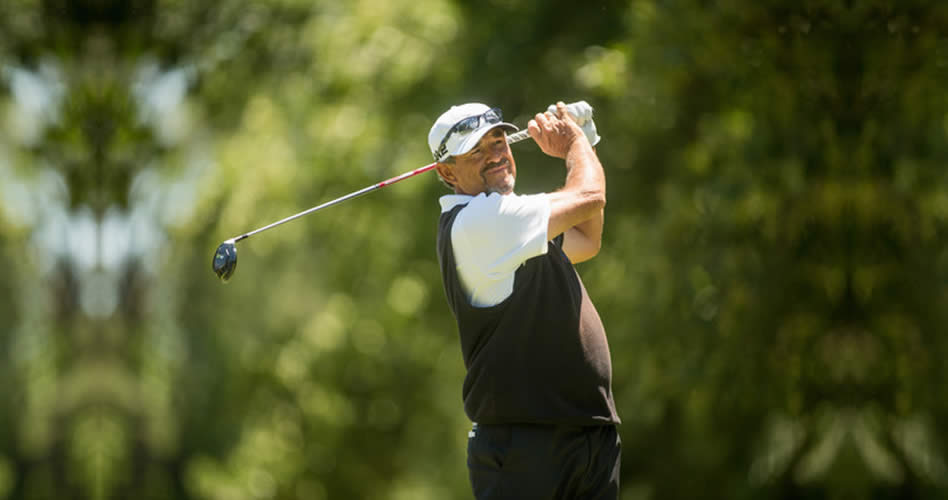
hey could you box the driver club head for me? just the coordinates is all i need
[212,239,238,282]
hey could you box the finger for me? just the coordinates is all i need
[535,112,551,129]
[547,111,563,129]
[556,102,575,123]
[527,119,542,139]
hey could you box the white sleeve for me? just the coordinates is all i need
[451,192,551,281]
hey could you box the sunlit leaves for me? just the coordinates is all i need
[2,0,948,499]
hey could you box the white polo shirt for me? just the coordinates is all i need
[439,192,552,307]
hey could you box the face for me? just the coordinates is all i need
[437,127,517,196]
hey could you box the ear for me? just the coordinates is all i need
[435,162,457,186]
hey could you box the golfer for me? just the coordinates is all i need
[430,101,621,499]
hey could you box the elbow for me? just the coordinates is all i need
[584,189,606,213]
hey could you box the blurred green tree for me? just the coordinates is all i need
[0,0,946,499]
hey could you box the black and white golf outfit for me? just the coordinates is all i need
[437,192,621,500]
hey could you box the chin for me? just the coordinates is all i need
[481,164,516,195]
[488,178,515,195]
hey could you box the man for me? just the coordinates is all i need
[430,101,621,500]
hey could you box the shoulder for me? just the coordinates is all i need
[456,192,550,224]
[452,192,551,248]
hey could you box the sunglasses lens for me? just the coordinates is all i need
[454,116,480,133]
[435,108,505,161]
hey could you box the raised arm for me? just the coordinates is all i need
[528,102,606,263]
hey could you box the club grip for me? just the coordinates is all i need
[505,101,592,145]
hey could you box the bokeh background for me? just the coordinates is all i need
[1,0,947,499]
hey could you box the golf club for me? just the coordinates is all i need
[212,128,534,282]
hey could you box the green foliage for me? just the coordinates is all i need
[1,0,947,499]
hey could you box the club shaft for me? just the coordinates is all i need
[234,182,387,242]
[232,128,533,243]
[506,129,530,143]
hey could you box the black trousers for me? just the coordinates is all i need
[466,423,621,500]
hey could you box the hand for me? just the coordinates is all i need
[527,102,588,160]
[546,101,601,147]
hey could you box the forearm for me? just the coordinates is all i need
[548,141,605,239]
[530,101,606,241]
[563,141,605,208]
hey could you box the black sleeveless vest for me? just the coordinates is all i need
[437,203,620,425]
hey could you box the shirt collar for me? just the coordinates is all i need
[439,194,474,213]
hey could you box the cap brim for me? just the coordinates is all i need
[451,122,519,158]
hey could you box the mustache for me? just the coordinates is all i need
[481,157,509,174]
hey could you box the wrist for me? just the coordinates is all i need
[566,133,592,156]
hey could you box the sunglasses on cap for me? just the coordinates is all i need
[433,107,503,162]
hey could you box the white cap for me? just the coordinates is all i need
[428,103,518,162]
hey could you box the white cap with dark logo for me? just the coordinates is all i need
[428,103,518,162]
